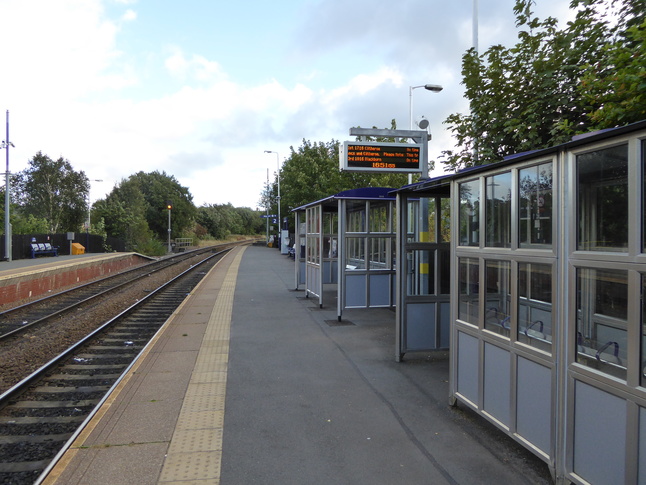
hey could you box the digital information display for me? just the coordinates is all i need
[340,141,423,173]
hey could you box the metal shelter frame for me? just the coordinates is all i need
[292,187,397,321]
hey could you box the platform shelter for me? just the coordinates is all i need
[395,120,646,484]
[392,176,452,361]
[293,187,397,321]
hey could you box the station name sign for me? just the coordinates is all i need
[340,141,423,173]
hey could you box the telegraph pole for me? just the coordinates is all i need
[2,111,13,262]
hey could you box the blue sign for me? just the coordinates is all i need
[260,214,277,218]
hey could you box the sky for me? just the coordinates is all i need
[0,0,574,210]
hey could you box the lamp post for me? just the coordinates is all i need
[166,200,172,254]
[408,84,442,183]
[408,84,442,294]
[2,110,13,262]
[264,150,283,253]
[86,179,103,252]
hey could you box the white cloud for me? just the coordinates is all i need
[122,9,137,21]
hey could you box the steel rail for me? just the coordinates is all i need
[0,248,230,484]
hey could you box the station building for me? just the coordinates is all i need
[395,119,646,485]
[294,119,646,484]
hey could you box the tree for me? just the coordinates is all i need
[196,204,263,240]
[271,125,410,230]
[92,177,154,252]
[129,171,196,240]
[439,0,645,172]
[14,152,89,233]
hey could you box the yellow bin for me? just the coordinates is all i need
[71,243,85,255]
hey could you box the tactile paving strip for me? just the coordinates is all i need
[158,247,245,484]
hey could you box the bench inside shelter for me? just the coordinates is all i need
[30,242,58,258]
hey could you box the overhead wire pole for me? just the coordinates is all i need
[2,110,14,262]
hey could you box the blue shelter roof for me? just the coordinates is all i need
[292,187,396,212]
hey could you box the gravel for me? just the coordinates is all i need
[0,258,199,395]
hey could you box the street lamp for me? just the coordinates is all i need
[166,200,173,253]
[408,84,442,294]
[408,84,443,183]
[409,84,443,131]
[264,150,283,253]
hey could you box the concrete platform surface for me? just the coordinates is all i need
[41,245,553,484]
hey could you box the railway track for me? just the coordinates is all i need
[0,245,229,341]
[0,247,233,485]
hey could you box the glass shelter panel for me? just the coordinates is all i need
[459,180,480,246]
[484,260,511,337]
[458,257,479,325]
[485,172,512,248]
[369,204,390,232]
[369,238,390,270]
[519,163,553,247]
[518,263,553,352]
[406,249,434,296]
[577,145,628,251]
[424,198,437,243]
[346,201,366,233]
[346,237,365,270]
[576,268,628,379]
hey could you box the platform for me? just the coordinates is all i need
[0,253,153,305]
[40,245,552,484]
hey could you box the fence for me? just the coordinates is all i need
[0,233,126,260]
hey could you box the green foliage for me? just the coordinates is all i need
[440,0,645,172]
[93,177,155,252]
[13,152,89,232]
[128,171,196,240]
[197,204,263,240]
[265,132,409,231]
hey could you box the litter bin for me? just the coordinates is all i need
[71,243,85,255]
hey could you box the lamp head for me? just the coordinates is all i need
[424,84,443,93]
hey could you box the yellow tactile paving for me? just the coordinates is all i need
[158,246,245,484]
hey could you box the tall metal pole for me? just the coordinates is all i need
[265,168,269,243]
[167,207,171,253]
[4,110,11,262]
[264,150,281,252]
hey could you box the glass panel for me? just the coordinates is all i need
[576,268,627,379]
[323,212,338,235]
[307,207,320,234]
[485,172,512,248]
[643,140,645,253]
[518,263,552,352]
[306,236,319,265]
[369,203,389,233]
[323,236,338,259]
[369,237,390,270]
[519,163,553,246]
[346,201,366,233]
[424,197,437,243]
[405,249,434,295]
[459,180,480,246]
[345,237,365,270]
[484,260,511,337]
[577,145,628,251]
[439,247,451,295]
[406,200,417,242]
[440,197,451,243]
[458,257,479,324]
